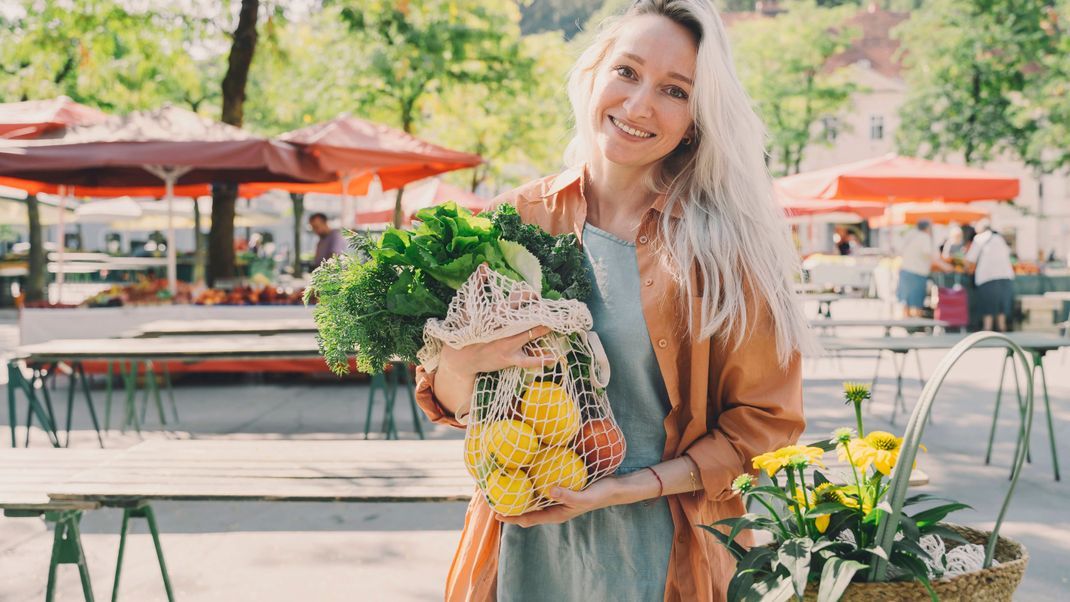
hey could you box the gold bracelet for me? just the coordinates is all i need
[683,453,699,495]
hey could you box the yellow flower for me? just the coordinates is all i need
[839,431,924,476]
[752,445,826,477]
[810,483,846,533]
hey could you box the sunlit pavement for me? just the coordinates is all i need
[1,298,1066,600]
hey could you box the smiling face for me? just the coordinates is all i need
[589,14,698,173]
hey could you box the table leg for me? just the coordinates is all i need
[161,364,178,422]
[364,372,384,439]
[77,363,104,448]
[399,364,425,440]
[104,362,114,432]
[64,364,78,447]
[889,351,908,425]
[142,361,166,426]
[985,350,1011,465]
[45,510,94,602]
[112,505,174,602]
[8,362,17,447]
[36,366,60,443]
[381,367,399,440]
[1033,355,1060,482]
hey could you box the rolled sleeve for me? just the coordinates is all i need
[414,365,465,429]
[686,311,806,502]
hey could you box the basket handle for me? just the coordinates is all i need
[868,332,1034,581]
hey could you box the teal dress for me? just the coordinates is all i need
[497,222,675,601]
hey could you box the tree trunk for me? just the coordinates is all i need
[193,197,205,284]
[291,193,304,276]
[208,0,259,285]
[25,194,46,303]
[392,187,406,229]
[209,183,238,286]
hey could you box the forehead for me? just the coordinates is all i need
[611,14,697,77]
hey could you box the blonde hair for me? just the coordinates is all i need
[565,0,816,364]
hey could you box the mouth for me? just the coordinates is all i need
[608,115,655,139]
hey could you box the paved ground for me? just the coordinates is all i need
[1,299,1067,600]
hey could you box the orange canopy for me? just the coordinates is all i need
[868,203,989,228]
[278,115,482,190]
[0,176,212,198]
[777,154,1019,203]
[0,96,108,139]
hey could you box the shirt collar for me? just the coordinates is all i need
[539,164,684,220]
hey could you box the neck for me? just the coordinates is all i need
[585,158,658,225]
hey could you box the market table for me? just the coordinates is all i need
[808,318,949,335]
[0,448,115,602]
[799,291,864,319]
[127,318,316,338]
[819,332,1070,480]
[7,335,421,447]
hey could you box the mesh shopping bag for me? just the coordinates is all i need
[419,264,626,516]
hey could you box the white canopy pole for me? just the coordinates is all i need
[55,185,67,304]
[144,165,192,296]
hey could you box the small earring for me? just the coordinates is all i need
[682,136,693,146]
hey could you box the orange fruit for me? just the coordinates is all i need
[575,418,626,476]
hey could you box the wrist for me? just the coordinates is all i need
[608,469,661,506]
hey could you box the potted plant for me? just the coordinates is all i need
[705,333,1031,601]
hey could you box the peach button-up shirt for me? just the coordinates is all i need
[415,167,805,601]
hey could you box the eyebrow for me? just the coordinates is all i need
[621,52,694,86]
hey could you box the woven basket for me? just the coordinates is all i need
[802,524,1028,602]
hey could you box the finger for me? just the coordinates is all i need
[502,325,553,349]
[512,347,559,370]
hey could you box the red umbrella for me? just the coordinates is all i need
[777,153,1019,203]
[279,115,483,188]
[0,96,108,139]
[0,105,332,292]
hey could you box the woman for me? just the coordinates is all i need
[415,1,813,599]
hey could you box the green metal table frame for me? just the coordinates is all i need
[103,360,178,434]
[365,361,423,440]
[7,361,62,448]
[4,503,174,602]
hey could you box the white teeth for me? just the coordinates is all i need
[610,116,654,138]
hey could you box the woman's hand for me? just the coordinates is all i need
[495,477,622,528]
[438,324,557,378]
[432,324,558,416]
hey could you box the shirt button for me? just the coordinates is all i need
[644,278,654,287]
[638,235,649,245]
[657,339,668,349]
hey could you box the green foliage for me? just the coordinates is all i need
[0,0,220,111]
[487,204,592,302]
[306,202,592,374]
[729,1,861,175]
[894,0,1064,166]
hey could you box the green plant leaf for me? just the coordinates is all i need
[816,557,867,602]
[805,503,850,519]
[776,538,813,599]
[742,574,796,602]
[717,514,775,544]
[910,503,972,528]
[729,547,777,602]
[699,524,748,561]
[498,239,543,291]
[805,438,838,452]
[890,551,939,602]
[922,524,970,545]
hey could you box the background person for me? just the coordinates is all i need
[309,212,347,269]
[966,218,1015,331]
[413,1,812,600]
[896,219,950,317]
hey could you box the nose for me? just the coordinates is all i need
[622,84,655,121]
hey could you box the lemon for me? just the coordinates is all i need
[463,425,496,482]
[527,446,588,499]
[484,468,535,516]
[483,419,541,468]
[519,381,580,447]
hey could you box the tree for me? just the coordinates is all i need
[423,31,571,194]
[337,0,530,226]
[730,1,860,175]
[209,0,260,285]
[0,0,217,300]
[894,0,1056,165]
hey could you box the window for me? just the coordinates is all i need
[870,114,884,141]
[822,116,839,142]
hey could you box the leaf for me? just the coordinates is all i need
[812,470,831,487]
[922,524,970,545]
[717,514,775,544]
[903,493,957,507]
[498,239,543,291]
[890,551,939,602]
[699,524,748,561]
[816,557,867,602]
[742,574,796,602]
[806,438,838,452]
[805,503,850,519]
[910,503,972,528]
[730,547,777,601]
[777,537,813,599]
